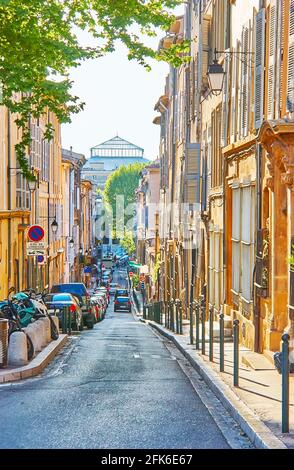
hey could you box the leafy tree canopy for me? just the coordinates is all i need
[103,162,146,232]
[0,0,187,179]
[120,230,136,256]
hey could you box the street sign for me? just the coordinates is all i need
[28,225,45,242]
[27,241,46,256]
[140,282,145,290]
[37,255,44,263]
[129,271,133,277]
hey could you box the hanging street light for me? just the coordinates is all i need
[51,218,58,234]
[207,60,225,96]
[69,238,74,249]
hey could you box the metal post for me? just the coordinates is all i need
[61,307,67,334]
[209,304,214,362]
[201,298,206,355]
[171,300,175,332]
[143,305,146,320]
[175,300,179,334]
[219,310,225,372]
[282,333,290,433]
[233,319,239,387]
[179,300,183,335]
[189,302,194,345]
[195,301,200,350]
[67,306,72,336]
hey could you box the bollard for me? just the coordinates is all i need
[281,333,290,433]
[219,311,225,372]
[195,301,200,350]
[67,306,72,336]
[34,321,44,352]
[7,331,28,366]
[233,319,240,387]
[61,307,67,334]
[189,303,194,345]
[175,300,179,334]
[0,319,9,368]
[143,305,147,320]
[179,301,183,335]
[201,302,206,355]
[209,304,214,362]
[170,300,174,332]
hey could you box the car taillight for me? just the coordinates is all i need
[128,301,131,306]
[70,304,76,312]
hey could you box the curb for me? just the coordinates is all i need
[0,334,68,383]
[145,320,287,450]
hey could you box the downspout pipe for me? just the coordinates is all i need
[254,143,263,353]
[7,109,11,282]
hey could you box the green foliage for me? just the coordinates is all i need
[152,253,161,283]
[0,0,185,177]
[289,245,294,271]
[103,162,146,231]
[120,231,136,256]
[132,273,140,289]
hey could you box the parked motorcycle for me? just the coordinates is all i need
[0,288,34,360]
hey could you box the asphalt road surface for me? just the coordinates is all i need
[0,269,253,449]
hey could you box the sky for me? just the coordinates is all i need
[61,37,171,162]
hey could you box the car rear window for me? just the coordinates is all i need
[51,284,86,296]
[117,297,130,302]
[45,294,72,302]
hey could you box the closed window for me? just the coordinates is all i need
[231,185,255,302]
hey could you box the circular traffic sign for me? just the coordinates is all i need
[129,271,133,277]
[28,225,45,242]
[37,255,44,263]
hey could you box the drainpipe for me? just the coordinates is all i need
[7,109,11,283]
[254,143,263,353]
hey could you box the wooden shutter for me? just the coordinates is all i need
[279,0,288,115]
[230,46,237,142]
[267,0,277,119]
[185,143,201,205]
[202,16,211,87]
[254,9,266,129]
[189,58,195,121]
[221,51,230,147]
[287,0,294,113]
[241,24,249,136]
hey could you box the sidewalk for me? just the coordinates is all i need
[0,334,68,383]
[133,294,294,448]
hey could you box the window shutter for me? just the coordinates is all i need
[241,25,249,136]
[230,47,237,142]
[254,9,266,129]
[201,16,211,91]
[221,51,230,147]
[267,1,277,119]
[207,127,211,210]
[189,58,195,121]
[184,143,201,205]
[287,0,294,113]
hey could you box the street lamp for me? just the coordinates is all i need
[79,246,83,254]
[207,60,225,96]
[51,218,58,234]
[69,238,74,249]
[27,178,38,193]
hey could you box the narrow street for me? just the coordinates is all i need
[0,271,252,449]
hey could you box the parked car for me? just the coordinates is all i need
[114,288,129,299]
[114,296,132,312]
[92,294,107,317]
[95,286,109,304]
[109,283,120,295]
[90,297,102,322]
[44,293,83,331]
[50,283,96,329]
